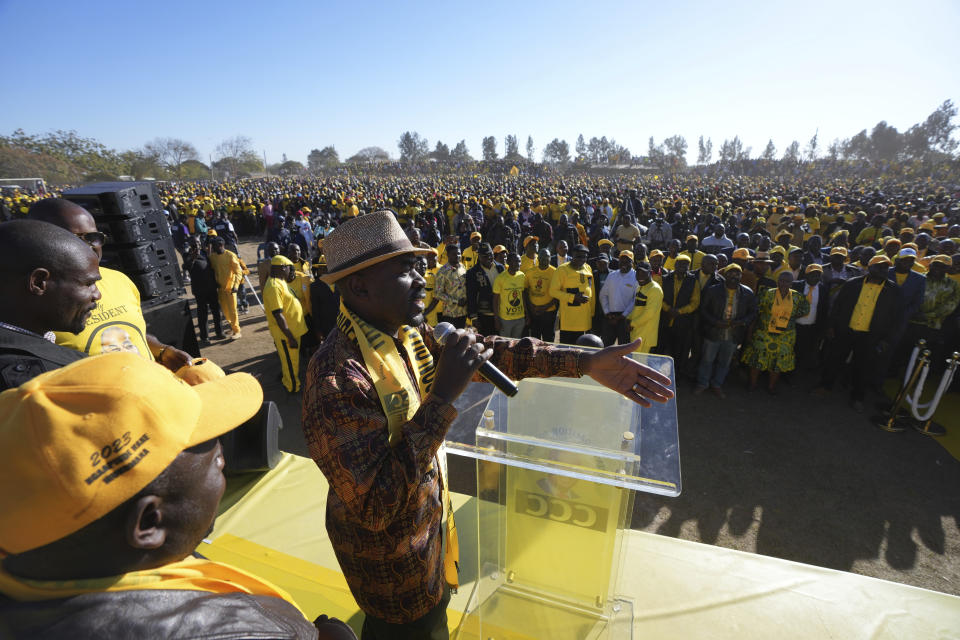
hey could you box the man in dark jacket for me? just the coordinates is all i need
[658,254,700,375]
[0,220,98,391]
[183,236,223,343]
[0,354,353,640]
[815,255,900,412]
[792,264,830,371]
[466,243,504,335]
[695,264,757,397]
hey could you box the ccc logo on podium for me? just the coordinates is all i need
[515,489,608,532]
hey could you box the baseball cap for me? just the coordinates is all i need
[897,247,917,259]
[732,248,751,260]
[869,255,893,267]
[805,264,823,274]
[270,254,294,266]
[770,246,787,257]
[829,247,848,257]
[0,353,263,554]
[675,254,692,264]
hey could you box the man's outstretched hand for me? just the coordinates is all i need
[580,338,674,407]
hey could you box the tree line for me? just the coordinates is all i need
[1,100,956,184]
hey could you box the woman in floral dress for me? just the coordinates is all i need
[741,271,810,394]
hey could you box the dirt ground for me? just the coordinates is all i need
[197,239,960,597]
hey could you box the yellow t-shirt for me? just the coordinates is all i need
[462,246,479,269]
[849,282,884,332]
[263,277,307,339]
[209,249,245,291]
[525,266,556,306]
[55,267,151,359]
[520,253,538,274]
[424,267,442,325]
[493,270,527,320]
[895,272,908,286]
[549,263,594,332]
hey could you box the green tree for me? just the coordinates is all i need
[782,140,800,163]
[760,139,777,161]
[526,136,535,162]
[451,140,472,161]
[307,146,339,172]
[214,135,259,177]
[504,134,521,161]
[397,131,429,163]
[347,147,391,164]
[542,138,570,164]
[481,136,498,161]
[144,137,198,179]
[432,141,451,162]
[697,136,713,165]
[663,135,688,166]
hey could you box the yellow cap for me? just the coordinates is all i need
[174,358,226,385]
[0,353,263,553]
[271,255,294,266]
[619,250,634,260]
[598,239,614,248]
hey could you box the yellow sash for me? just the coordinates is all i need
[337,302,460,588]
[768,289,794,334]
[0,556,304,614]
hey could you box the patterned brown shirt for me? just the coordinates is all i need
[302,324,580,623]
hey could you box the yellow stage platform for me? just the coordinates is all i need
[200,454,960,639]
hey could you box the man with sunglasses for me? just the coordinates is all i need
[28,198,193,371]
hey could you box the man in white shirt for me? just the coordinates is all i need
[793,264,828,371]
[598,251,639,346]
[701,224,735,253]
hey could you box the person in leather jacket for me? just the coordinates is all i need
[0,220,97,392]
[0,354,355,640]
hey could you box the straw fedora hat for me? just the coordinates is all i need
[321,211,433,284]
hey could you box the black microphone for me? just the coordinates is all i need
[433,322,519,397]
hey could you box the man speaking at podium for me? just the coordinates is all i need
[302,211,673,640]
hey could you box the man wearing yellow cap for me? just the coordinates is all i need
[792,264,829,371]
[815,255,900,412]
[695,263,756,397]
[264,255,307,393]
[303,212,674,639]
[626,261,663,354]
[599,250,638,345]
[550,244,594,344]
[0,354,349,638]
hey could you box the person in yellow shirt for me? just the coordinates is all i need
[520,235,539,273]
[493,252,527,338]
[663,239,682,271]
[680,235,705,270]
[549,244,593,344]
[263,255,308,393]
[421,249,442,326]
[659,254,701,372]
[626,262,663,354]
[815,255,899,412]
[461,231,482,269]
[209,237,245,339]
[286,243,313,318]
[30,198,191,370]
[525,248,557,341]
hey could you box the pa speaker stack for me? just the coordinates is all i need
[63,182,184,307]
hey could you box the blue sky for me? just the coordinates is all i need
[2,0,957,164]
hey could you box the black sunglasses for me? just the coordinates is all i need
[76,231,107,248]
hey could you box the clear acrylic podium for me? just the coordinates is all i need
[445,352,680,640]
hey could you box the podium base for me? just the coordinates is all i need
[913,421,947,437]
[872,414,908,432]
[454,584,633,640]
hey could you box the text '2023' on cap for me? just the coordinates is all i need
[0,353,263,554]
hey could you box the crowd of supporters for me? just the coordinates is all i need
[6,171,960,409]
